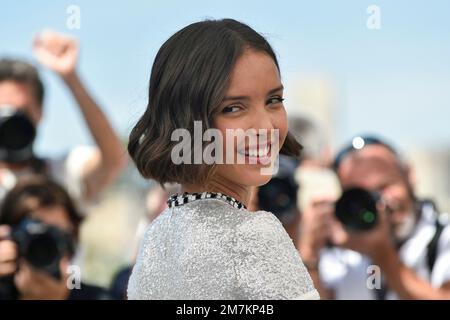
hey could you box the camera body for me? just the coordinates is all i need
[11,218,75,279]
[0,106,36,163]
[335,187,380,232]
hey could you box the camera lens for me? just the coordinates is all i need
[257,156,299,223]
[335,187,379,232]
[25,233,60,269]
[12,218,73,279]
[258,177,296,215]
[0,113,35,150]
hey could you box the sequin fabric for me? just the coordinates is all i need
[127,198,319,300]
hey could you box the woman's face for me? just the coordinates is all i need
[213,49,288,188]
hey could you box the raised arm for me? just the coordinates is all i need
[33,30,127,200]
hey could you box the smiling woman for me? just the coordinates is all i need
[127,18,319,300]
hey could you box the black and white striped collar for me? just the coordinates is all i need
[167,191,247,210]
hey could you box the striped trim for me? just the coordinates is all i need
[167,191,246,210]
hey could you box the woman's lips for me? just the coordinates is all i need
[237,144,272,165]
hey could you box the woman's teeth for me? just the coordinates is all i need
[240,145,270,157]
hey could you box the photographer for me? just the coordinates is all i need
[0,30,126,205]
[0,176,110,299]
[298,136,450,299]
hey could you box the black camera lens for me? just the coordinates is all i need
[0,107,36,163]
[257,156,298,223]
[12,218,74,279]
[0,114,35,150]
[335,187,379,232]
[258,177,296,215]
[25,233,60,269]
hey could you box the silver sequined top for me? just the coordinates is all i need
[127,198,320,300]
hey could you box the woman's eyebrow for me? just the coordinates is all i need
[222,85,284,102]
[267,84,284,95]
[222,95,250,102]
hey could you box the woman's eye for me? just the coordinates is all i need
[267,96,285,105]
[222,105,242,114]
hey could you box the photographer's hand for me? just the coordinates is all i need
[329,202,392,259]
[298,197,335,300]
[329,204,450,299]
[0,225,17,277]
[299,197,334,261]
[33,30,78,79]
[14,257,71,300]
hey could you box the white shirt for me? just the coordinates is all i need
[319,207,450,300]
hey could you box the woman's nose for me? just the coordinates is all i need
[250,106,275,132]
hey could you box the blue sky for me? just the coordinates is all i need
[1,0,449,157]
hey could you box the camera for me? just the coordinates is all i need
[258,156,298,224]
[335,187,380,232]
[11,218,75,279]
[0,106,36,163]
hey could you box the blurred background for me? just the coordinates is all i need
[1,0,449,288]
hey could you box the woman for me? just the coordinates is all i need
[127,19,319,300]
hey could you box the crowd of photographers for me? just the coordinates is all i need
[0,30,126,299]
[0,30,449,300]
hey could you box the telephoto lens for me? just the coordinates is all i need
[257,156,298,224]
[335,187,380,232]
[0,106,36,163]
[11,218,75,279]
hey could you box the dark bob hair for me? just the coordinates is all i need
[128,19,302,186]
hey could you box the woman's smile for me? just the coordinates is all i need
[236,142,272,165]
